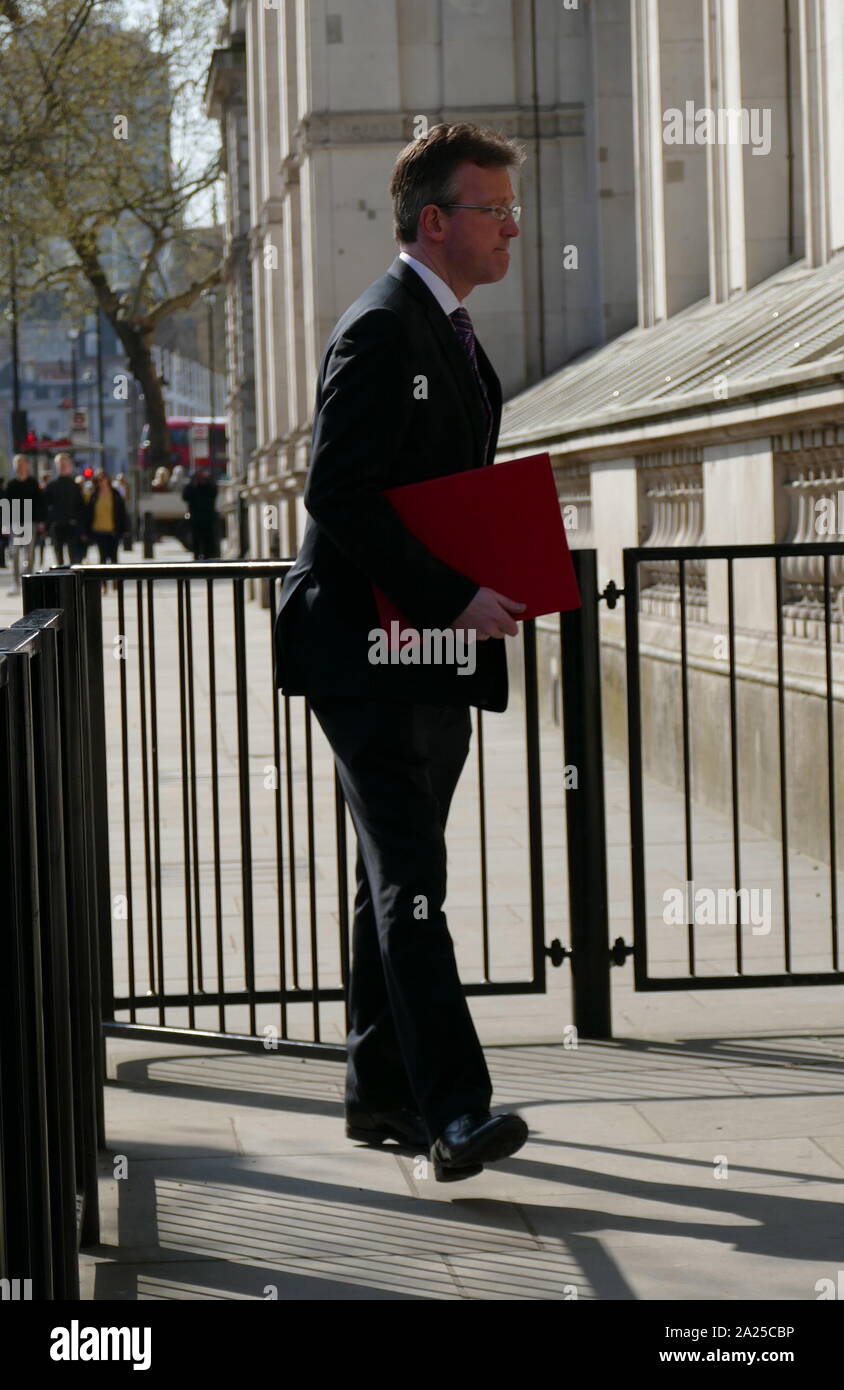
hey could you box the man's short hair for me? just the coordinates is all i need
[390,122,526,245]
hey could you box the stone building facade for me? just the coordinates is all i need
[498,0,844,858]
[210,0,844,854]
[222,0,640,568]
[206,2,257,493]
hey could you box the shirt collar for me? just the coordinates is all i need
[398,251,462,318]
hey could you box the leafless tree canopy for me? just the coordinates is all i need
[0,0,226,467]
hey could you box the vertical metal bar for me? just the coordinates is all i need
[206,578,225,1032]
[284,694,300,989]
[0,662,33,1283]
[176,579,196,1029]
[304,701,321,1040]
[135,580,155,1008]
[79,576,113,1097]
[72,578,107,1161]
[624,550,648,991]
[12,616,80,1297]
[334,766,351,1035]
[0,637,54,1298]
[185,579,204,991]
[24,571,101,1247]
[116,581,136,1020]
[268,580,289,1039]
[678,558,696,974]
[726,558,744,971]
[522,620,546,990]
[823,554,839,969]
[562,549,611,1037]
[774,555,791,971]
[146,579,165,1022]
[475,708,491,980]
[233,577,256,1034]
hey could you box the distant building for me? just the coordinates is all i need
[151,345,227,422]
[0,312,132,473]
[0,316,225,479]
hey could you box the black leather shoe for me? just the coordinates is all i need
[346,1107,428,1150]
[430,1110,528,1182]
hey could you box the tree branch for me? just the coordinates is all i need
[142,264,223,329]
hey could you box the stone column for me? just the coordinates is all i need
[800,0,844,266]
[707,0,747,301]
[703,438,790,632]
[632,0,708,324]
[591,457,649,591]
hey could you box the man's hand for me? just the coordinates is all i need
[451,587,526,640]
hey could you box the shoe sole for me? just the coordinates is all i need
[432,1117,529,1178]
[432,1158,484,1183]
[346,1123,426,1150]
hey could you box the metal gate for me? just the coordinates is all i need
[25,551,613,1058]
[624,542,844,993]
[25,540,843,1068]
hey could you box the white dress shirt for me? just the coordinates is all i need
[398,251,462,316]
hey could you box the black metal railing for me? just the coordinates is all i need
[0,608,101,1302]
[624,543,844,990]
[25,553,612,1058]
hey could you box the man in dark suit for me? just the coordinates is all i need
[274,123,529,1181]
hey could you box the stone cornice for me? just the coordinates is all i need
[285,104,583,160]
[498,364,844,464]
[205,43,246,117]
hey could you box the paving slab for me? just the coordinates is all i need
[77,1030,844,1301]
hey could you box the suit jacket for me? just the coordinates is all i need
[273,255,509,712]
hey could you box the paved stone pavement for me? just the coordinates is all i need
[2,543,843,1300]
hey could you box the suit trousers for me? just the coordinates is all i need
[308,694,493,1143]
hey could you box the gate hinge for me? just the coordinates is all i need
[610,936,634,967]
[599,580,624,609]
[544,938,572,968]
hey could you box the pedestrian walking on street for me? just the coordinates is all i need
[4,453,46,595]
[274,123,529,1181]
[82,470,129,592]
[183,465,219,560]
[45,452,86,566]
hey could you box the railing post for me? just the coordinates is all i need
[79,574,115,1053]
[11,611,80,1298]
[23,570,102,1247]
[560,549,612,1039]
[0,630,54,1298]
[238,491,249,558]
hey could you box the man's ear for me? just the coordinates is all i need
[417,203,448,244]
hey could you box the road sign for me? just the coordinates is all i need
[70,408,89,446]
[190,421,210,465]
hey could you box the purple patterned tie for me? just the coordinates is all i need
[450,306,494,466]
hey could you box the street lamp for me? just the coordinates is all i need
[201,289,217,418]
[66,327,80,410]
[5,237,24,450]
[82,369,95,469]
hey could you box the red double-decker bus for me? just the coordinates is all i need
[137,416,228,479]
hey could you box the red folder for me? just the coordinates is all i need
[372,451,581,642]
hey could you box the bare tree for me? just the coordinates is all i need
[0,0,225,468]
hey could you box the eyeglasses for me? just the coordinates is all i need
[438,203,522,224]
